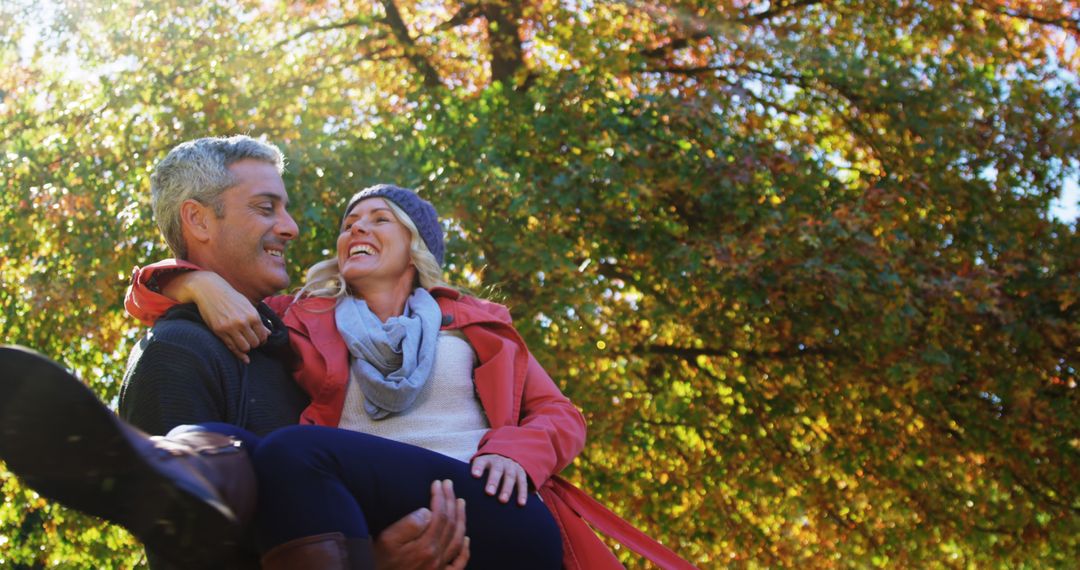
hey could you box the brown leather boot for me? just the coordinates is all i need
[0,345,256,568]
[261,533,376,570]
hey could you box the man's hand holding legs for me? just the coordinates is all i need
[374,479,469,570]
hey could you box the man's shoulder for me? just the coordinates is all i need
[148,314,218,341]
[128,306,232,369]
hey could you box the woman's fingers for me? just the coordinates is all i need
[238,319,268,348]
[472,455,529,505]
[224,337,251,364]
[497,467,518,504]
[211,313,268,363]
[484,461,505,499]
[516,467,528,506]
[496,461,527,505]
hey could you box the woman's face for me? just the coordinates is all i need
[337,197,416,293]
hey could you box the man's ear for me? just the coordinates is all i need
[179,199,214,244]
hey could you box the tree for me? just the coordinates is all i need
[2,1,1077,567]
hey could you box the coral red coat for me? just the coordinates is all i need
[128,260,697,569]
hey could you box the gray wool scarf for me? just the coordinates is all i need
[335,288,442,419]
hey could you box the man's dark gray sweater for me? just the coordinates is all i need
[119,302,309,436]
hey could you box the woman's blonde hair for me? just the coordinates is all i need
[295,199,452,301]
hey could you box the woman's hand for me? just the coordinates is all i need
[470,454,530,506]
[162,271,269,363]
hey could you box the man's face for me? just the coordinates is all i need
[199,159,298,301]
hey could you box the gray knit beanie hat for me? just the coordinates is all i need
[342,184,445,266]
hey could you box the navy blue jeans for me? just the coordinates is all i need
[195,423,562,569]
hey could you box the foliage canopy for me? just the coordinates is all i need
[1,1,1078,567]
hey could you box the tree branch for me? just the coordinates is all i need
[436,2,483,31]
[276,15,377,47]
[637,0,826,60]
[639,32,711,59]
[380,0,443,88]
[480,0,529,87]
[976,1,1080,33]
[642,64,722,76]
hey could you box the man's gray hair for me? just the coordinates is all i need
[151,135,285,258]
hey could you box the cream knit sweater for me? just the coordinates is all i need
[337,331,490,463]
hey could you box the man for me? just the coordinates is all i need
[119,137,309,437]
[0,136,467,570]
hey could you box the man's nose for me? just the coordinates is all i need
[278,211,299,240]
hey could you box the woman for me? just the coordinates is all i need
[127,184,694,569]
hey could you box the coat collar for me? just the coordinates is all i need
[285,287,513,332]
[420,287,512,330]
